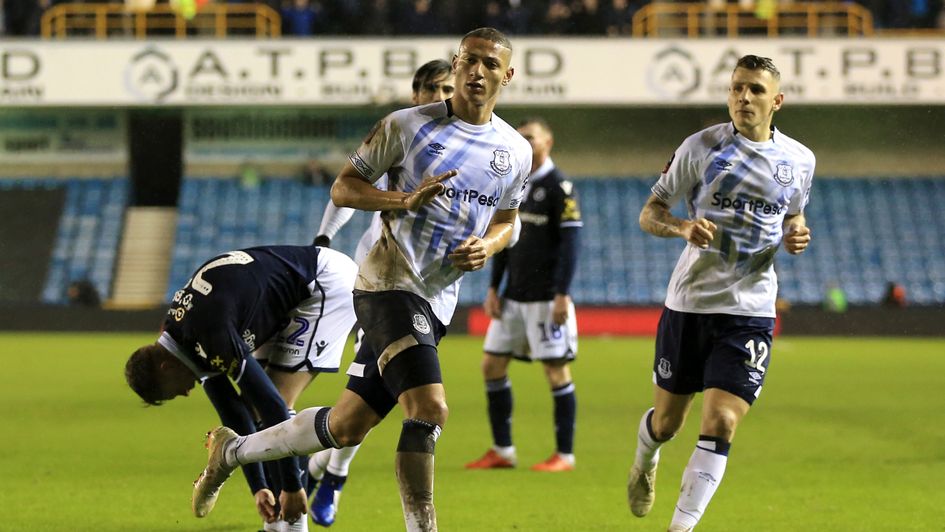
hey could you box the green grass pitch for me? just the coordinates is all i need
[1,332,943,531]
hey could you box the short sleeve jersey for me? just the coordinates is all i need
[652,123,815,317]
[157,245,326,380]
[504,158,583,302]
[349,100,532,325]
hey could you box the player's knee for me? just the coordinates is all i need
[652,412,685,441]
[481,353,508,379]
[412,397,449,428]
[702,409,739,440]
[542,361,570,387]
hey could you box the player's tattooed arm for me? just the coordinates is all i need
[639,194,716,249]
[782,213,811,255]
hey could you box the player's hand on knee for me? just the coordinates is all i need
[254,489,278,523]
[404,169,457,211]
[682,218,717,249]
[278,488,308,524]
[449,236,487,271]
[783,224,811,255]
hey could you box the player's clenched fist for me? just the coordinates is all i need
[783,224,811,255]
[403,169,457,211]
[681,218,717,249]
[449,235,488,271]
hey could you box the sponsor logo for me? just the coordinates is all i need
[774,163,794,186]
[242,329,256,351]
[125,48,178,103]
[427,142,446,156]
[519,212,549,225]
[714,158,733,171]
[647,47,700,99]
[314,340,328,357]
[490,149,512,176]
[412,313,431,335]
[711,193,786,215]
[437,187,500,206]
[657,357,672,379]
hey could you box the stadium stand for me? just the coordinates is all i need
[162,176,945,307]
[39,178,128,305]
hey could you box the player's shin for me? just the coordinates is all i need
[635,407,669,469]
[670,436,730,530]
[229,407,339,466]
[395,419,441,532]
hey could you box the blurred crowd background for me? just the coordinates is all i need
[3,0,944,38]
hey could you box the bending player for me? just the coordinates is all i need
[125,244,357,531]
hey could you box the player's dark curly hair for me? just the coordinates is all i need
[461,27,512,52]
[125,344,167,406]
[736,55,781,80]
[412,59,452,94]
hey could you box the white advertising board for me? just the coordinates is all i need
[1,38,943,106]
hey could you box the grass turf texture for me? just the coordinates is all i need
[1,333,942,531]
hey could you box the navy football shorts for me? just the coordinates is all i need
[653,307,774,405]
[344,290,447,417]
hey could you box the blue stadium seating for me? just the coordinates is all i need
[39,178,128,304]
[114,176,945,307]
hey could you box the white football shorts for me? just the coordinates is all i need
[483,299,578,362]
[255,248,357,372]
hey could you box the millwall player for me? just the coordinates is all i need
[125,245,358,531]
[307,58,455,528]
[627,55,814,531]
[190,27,530,532]
[466,117,583,472]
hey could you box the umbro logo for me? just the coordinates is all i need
[427,142,446,156]
[714,159,733,171]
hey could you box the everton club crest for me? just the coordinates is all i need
[490,149,512,176]
[774,163,794,186]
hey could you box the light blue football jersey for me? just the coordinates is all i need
[653,123,815,317]
[349,100,532,325]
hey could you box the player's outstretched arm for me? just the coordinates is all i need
[639,194,716,249]
[331,161,456,212]
[782,213,811,255]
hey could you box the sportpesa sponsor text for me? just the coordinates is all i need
[438,186,501,207]
[711,193,787,215]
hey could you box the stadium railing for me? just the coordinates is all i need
[632,1,875,37]
[40,2,280,39]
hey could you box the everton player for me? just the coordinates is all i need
[466,117,583,473]
[626,55,814,531]
[125,244,357,531]
[190,27,531,532]
[306,58,455,527]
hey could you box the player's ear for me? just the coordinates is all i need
[502,66,514,86]
[772,92,784,112]
[451,54,459,73]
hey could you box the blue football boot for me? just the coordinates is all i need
[311,472,346,527]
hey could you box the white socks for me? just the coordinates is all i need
[228,407,330,466]
[670,438,730,529]
[634,407,667,470]
[309,444,362,479]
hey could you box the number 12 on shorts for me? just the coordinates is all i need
[744,339,769,373]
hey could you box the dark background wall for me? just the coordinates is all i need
[0,188,64,302]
